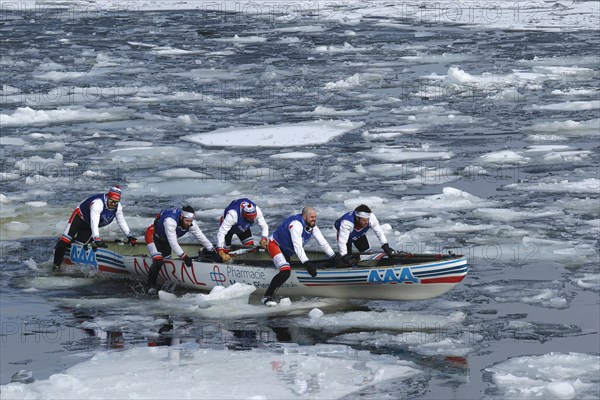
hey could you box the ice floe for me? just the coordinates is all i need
[486,352,600,399]
[0,344,423,400]
[184,120,363,148]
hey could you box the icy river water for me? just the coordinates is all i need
[0,1,598,399]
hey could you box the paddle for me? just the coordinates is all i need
[229,245,262,257]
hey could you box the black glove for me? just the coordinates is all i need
[342,254,353,267]
[127,235,137,246]
[382,243,395,256]
[92,238,107,251]
[182,254,193,267]
[200,247,222,262]
[304,261,317,277]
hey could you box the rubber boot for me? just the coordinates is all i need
[53,240,69,269]
[262,269,291,305]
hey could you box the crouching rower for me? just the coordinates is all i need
[334,204,395,267]
[262,206,339,306]
[145,206,217,295]
[53,186,136,269]
[216,198,269,263]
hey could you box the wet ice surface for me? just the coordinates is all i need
[1,1,599,399]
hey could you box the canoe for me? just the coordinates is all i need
[62,242,468,301]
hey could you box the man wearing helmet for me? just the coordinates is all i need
[145,205,216,294]
[335,204,395,267]
[53,186,137,269]
[216,198,269,262]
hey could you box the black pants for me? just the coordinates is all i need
[224,228,253,247]
[53,214,92,266]
[147,235,174,289]
[152,235,174,259]
[346,234,370,255]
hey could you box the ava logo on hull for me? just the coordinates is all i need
[69,245,97,267]
[368,268,419,284]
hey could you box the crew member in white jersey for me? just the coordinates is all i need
[53,186,136,269]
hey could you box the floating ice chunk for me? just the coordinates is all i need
[269,152,318,159]
[152,46,198,55]
[478,150,527,163]
[10,369,34,384]
[543,381,575,399]
[24,258,38,271]
[0,345,422,399]
[572,274,600,291]
[530,100,599,111]
[309,308,324,319]
[299,310,466,332]
[324,72,383,90]
[528,119,599,134]
[332,330,480,358]
[486,352,600,400]
[365,147,453,162]
[477,281,568,309]
[192,283,256,306]
[158,291,177,301]
[315,42,371,53]
[184,120,363,148]
[279,298,292,306]
[473,207,564,222]
[212,35,267,43]
[532,66,595,76]
[0,106,128,126]
[524,144,572,153]
[156,168,209,179]
[4,221,30,232]
[446,67,478,83]
[361,124,423,139]
[504,178,600,194]
[35,71,89,80]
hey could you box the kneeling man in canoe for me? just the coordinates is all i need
[262,206,339,306]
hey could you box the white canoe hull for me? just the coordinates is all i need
[64,243,468,301]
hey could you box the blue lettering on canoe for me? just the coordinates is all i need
[368,268,419,284]
[69,245,97,267]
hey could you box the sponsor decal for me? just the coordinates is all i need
[226,266,266,281]
[210,265,227,286]
[132,258,206,286]
[69,245,97,267]
[368,268,419,284]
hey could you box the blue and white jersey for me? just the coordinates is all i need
[217,198,269,249]
[155,208,189,239]
[224,198,257,234]
[335,211,388,256]
[335,211,371,243]
[154,208,214,257]
[271,214,334,262]
[78,193,131,239]
[80,194,117,227]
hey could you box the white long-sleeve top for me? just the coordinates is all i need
[163,217,214,258]
[216,206,269,249]
[336,213,388,256]
[89,199,131,240]
[289,220,335,263]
